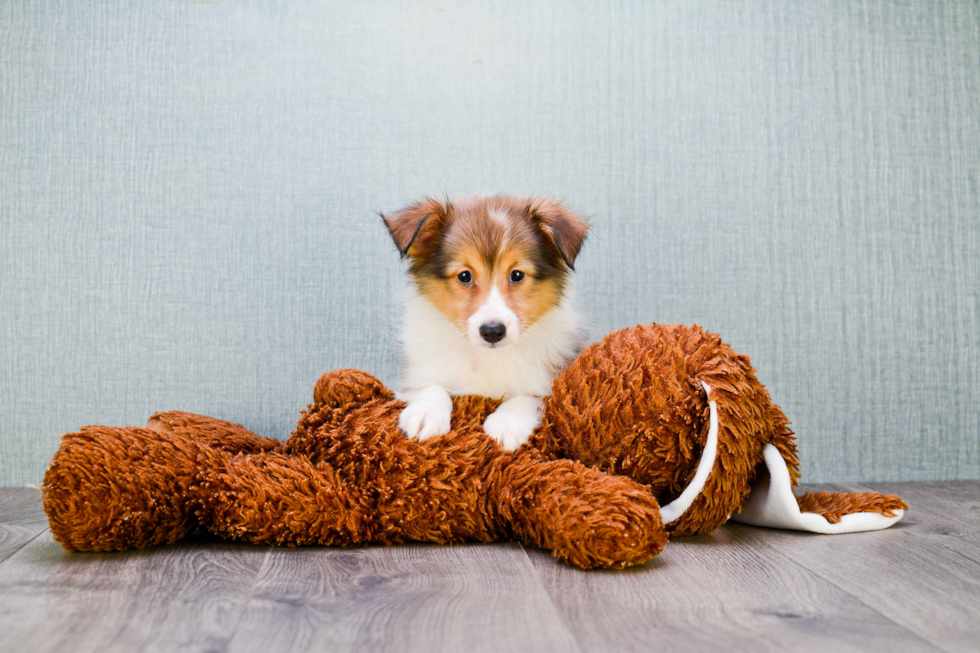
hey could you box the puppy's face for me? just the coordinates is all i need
[384,196,588,349]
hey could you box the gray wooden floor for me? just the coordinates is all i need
[0,483,977,653]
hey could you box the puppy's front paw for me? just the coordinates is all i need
[399,398,452,440]
[484,406,539,451]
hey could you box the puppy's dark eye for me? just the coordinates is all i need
[510,270,525,284]
[456,270,473,284]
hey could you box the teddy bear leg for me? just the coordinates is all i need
[494,455,668,569]
[731,444,907,533]
[43,425,226,552]
[656,380,760,537]
[795,490,908,526]
[664,387,905,535]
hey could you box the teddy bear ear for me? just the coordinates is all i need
[381,198,453,258]
[524,197,590,270]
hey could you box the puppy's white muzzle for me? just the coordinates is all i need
[466,287,520,348]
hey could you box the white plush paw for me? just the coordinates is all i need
[483,407,538,450]
[399,399,452,440]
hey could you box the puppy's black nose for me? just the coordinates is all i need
[479,322,506,344]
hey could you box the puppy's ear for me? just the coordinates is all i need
[525,197,589,270]
[381,198,452,258]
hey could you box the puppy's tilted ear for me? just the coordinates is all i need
[525,197,589,270]
[381,198,452,258]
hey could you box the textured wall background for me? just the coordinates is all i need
[2,1,978,486]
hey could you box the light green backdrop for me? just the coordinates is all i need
[2,1,978,485]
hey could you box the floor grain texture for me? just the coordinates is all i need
[226,543,580,653]
[0,487,47,564]
[1,482,977,653]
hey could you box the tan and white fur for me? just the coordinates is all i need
[383,195,589,450]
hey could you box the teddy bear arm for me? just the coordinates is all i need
[493,453,668,569]
[205,431,507,548]
[200,453,381,546]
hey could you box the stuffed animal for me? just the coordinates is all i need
[42,324,907,569]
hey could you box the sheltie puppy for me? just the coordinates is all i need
[382,195,589,450]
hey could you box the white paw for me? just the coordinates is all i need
[483,402,541,450]
[398,387,453,440]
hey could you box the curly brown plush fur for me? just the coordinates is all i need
[795,491,907,524]
[42,324,907,569]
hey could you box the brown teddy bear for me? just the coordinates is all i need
[42,323,907,569]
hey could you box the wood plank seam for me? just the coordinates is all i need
[518,543,587,653]
[221,546,275,653]
[0,527,50,566]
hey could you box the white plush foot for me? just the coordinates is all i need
[731,443,906,533]
[483,396,543,450]
[397,385,453,440]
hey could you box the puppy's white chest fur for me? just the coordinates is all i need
[400,288,583,399]
[398,288,583,449]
